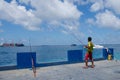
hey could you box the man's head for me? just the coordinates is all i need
[88,37,92,41]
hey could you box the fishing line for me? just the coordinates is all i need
[29,38,32,51]
[69,32,84,45]
[29,38,36,78]
[87,29,119,59]
[88,28,104,43]
[90,30,119,44]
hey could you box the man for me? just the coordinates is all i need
[84,37,94,68]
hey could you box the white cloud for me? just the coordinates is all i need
[86,18,95,25]
[0,0,82,31]
[89,0,120,14]
[95,10,120,29]
[65,0,90,5]
[61,30,68,34]
[66,0,120,15]
[84,0,120,29]
[90,1,104,12]
[0,0,41,31]
[19,0,30,5]
[30,0,82,32]
[32,0,80,19]
[105,0,120,14]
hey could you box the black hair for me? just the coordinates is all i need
[88,37,92,41]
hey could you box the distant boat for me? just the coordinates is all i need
[93,44,104,49]
[71,44,77,46]
[0,43,24,47]
[15,43,24,47]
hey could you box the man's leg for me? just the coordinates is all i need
[91,59,94,68]
[84,53,89,68]
[85,60,88,67]
[89,53,94,68]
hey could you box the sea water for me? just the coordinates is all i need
[0,44,120,67]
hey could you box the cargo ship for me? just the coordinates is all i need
[0,43,24,47]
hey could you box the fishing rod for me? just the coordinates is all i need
[69,31,85,45]
[29,38,36,78]
[87,29,114,55]
[87,29,109,48]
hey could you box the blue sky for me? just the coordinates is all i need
[0,0,120,45]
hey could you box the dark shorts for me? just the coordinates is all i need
[85,52,93,60]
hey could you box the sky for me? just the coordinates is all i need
[0,0,120,45]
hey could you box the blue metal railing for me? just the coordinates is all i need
[0,48,115,70]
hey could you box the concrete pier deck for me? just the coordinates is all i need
[0,60,120,80]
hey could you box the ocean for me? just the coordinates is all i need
[0,44,120,67]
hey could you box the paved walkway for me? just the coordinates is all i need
[0,60,120,80]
